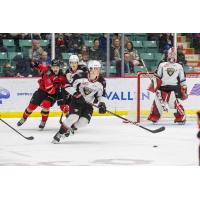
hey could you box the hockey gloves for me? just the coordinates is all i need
[180,85,188,100]
[31,61,39,68]
[98,102,106,114]
[73,92,85,104]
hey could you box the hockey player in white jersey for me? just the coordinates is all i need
[62,54,89,131]
[52,60,106,143]
[147,48,188,124]
[66,54,88,84]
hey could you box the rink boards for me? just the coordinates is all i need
[0,77,199,118]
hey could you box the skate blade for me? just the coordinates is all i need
[52,139,60,144]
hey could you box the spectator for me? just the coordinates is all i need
[159,33,173,53]
[38,51,51,65]
[28,40,44,61]
[125,41,140,66]
[110,38,121,63]
[80,45,89,54]
[77,53,83,63]
[41,33,51,40]
[0,34,7,52]
[22,33,41,40]
[56,34,65,48]
[32,33,41,40]
[78,52,89,66]
[89,38,105,61]
[192,33,200,54]
[116,52,134,76]
[3,63,15,77]
[63,33,72,51]
[147,33,160,41]
[68,33,84,53]
[9,33,23,52]
[13,55,32,77]
[0,44,7,52]
[112,33,129,47]
[177,44,187,66]
[99,33,110,52]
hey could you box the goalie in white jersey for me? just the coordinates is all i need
[52,60,106,143]
[147,48,188,124]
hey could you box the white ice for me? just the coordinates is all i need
[0,116,199,166]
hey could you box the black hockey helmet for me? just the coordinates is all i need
[51,59,61,67]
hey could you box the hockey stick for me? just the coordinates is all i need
[59,112,63,124]
[90,103,165,134]
[0,118,34,140]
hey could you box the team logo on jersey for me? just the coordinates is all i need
[83,87,93,95]
[167,68,175,76]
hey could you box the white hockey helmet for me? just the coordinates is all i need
[69,55,79,63]
[88,60,101,70]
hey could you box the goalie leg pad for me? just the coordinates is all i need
[174,99,186,123]
[155,90,170,112]
[148,101,161,122]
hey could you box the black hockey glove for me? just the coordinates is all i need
[31,61,39,69]
[98,102,106,114]
[73,92,85,104]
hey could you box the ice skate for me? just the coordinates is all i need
[52,132,62,144]
[39,121,46,129]
[17,118,27,126]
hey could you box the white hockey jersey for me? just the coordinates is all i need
[66,78,106,103]
[156,62,186,86]
[66,69,86,84]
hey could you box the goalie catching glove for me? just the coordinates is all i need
[98,102,106,114]
[180,85,188,100]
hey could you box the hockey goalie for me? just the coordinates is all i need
[147,48,188,124]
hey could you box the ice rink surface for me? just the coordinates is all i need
[0,116,199,166]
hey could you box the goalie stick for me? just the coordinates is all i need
[90,103,165,134]
[0,118,34,140]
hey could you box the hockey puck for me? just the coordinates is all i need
[153,145,158,148]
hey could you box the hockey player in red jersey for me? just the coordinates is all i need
[147,48,188,124]
[52,60,106,143]
[17,59,69,129]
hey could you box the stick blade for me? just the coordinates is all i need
[26,136,34,140]
[151,126,165,133]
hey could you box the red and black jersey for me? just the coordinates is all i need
[35,64,67,95]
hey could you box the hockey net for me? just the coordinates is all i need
[134,72,200,123]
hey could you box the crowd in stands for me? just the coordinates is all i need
[0,33,194,78]
[0,33,51,77]
[181,33,200,54]
[55,33,175,75]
